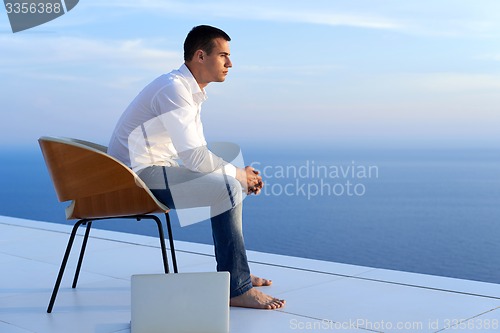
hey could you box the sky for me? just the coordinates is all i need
[1,0,500,149]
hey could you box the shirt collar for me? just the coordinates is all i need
[178,63,207,104]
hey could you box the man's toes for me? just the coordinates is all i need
[266,298,283,309]
[263,279,272,286]
[251,274,272,287]
[272,299,285,309]
[267,302,278,310]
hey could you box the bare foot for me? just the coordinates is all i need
[230,288,285,310]
[251,274,272,287]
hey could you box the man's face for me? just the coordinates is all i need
[203,38,232,83]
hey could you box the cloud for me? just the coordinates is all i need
[0,34,182,146]
[237,64,343,75]
[88,0,404,31]
[407,72,500,92]
[0,35,180,74]
[250,8,402,30]
[85,0,500,38]
[477,53,500,62]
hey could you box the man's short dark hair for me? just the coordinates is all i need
[184,25,231,61]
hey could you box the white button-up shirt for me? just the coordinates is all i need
[108,64,237,178]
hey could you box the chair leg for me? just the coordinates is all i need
[140,215,170,274]
[72,220,92,288]
[165,212,178,273]
[47,219,86,313]
[47,214,177,313]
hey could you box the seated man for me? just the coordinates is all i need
[108,25,285,310]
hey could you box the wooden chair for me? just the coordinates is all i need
[38,136,178,313]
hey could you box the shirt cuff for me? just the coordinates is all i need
[223,163,237,179]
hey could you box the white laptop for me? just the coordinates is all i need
[131,272,230,333]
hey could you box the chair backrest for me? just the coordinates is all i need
[39,136,168,219]
[64,138,108,153]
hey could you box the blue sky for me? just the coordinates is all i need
[1,0,500,148]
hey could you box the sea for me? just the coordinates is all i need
[1,144,499,285]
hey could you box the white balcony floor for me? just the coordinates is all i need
[1,215,499,333]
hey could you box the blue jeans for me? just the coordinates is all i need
[138,166,253,298]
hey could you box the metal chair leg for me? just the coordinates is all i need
[165,212,178,273]
[138,215,170,274]
[47,214,177,313]
[47,219,86,313]
[72,220,92,288]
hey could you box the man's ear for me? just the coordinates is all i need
[195,50,204,62]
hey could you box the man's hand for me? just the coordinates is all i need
[236,166,264,195]
[248,168,264,195]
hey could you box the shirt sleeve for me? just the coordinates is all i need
[152,80,237,178]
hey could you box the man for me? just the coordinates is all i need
[108,25,285,310]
